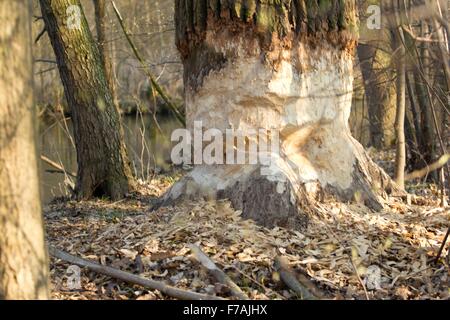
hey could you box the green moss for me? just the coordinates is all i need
[255,4,273,31]
[177,0,357,59]
[318,0,332,17]
[208,0,221,18]
[241,0,257,21]
[305,0,318,32]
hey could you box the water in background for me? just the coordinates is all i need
[38,115,181,204]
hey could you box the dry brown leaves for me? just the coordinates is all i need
[45,176,449,300]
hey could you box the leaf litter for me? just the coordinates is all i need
[45,175,449,300]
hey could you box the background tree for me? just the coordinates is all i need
[357,42,397,148]
[389,0,407,189]
[93,0,115,100]
[0,0,49,299]
[39,0,136,200]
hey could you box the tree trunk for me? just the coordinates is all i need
[413,22,438,180]
[39,0,136,200]
[163,1,400,229]
[93,0,115,101]
[0,0,49,299]
[393,35,406,189]
[357,44,396,148]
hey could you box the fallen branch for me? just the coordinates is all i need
[188,244,249,300]
[49,246,224,300]
[274,256,318,300]
[405,154,450,181]
[41,155,76,178]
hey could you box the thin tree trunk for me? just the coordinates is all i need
[0,0,49,299]
[93,0,115,101]
[416,22,437,174]
[391,1,407,189]
[39,0,136,200]
[405,71,425,170]
[394,42,406,189]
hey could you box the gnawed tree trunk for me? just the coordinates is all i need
[0,0,49,299]
[40,0,136,200]
[163,0,400,229]
[357,43,396,148]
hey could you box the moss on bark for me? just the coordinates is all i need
[176,0,358,90]
[176,0,358,56]
[40,0,136,200]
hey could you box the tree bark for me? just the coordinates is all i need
[357,43,396,148]
[0,0,49,299]
[394,37,406,189]
[93,0,115,101]
[162,1,400,229]
[414,22,436,173]
[39,0,136,200]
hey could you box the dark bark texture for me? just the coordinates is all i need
[93,0,115,99]
[39,0,136,200]
[357,43,396,148]
[175,0,359,90]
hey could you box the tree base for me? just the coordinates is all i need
[161,33,404,229]
[160,135,403,229]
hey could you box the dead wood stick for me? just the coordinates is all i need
[188,244,249,300]
[405,154,450,181]
[49,246,224,300]
[349,257,370,300]
[434,223,450,264]
[41,155,76,178]
[274,256,318,300]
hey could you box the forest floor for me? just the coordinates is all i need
[45,150,450,300]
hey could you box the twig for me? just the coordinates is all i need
[188,244,249,300]
[35,27,46,43]
[434,223,450,264]
[34,59,57,64]
[49,246,224,300]
[405,154,450,181]
[230,265,285,300]
[111,1,185,126]
[349,257,370,300]
[41,155,76,178]
[274,256,318,300]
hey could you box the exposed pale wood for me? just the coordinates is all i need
[162,0,404,229]
[49,246,224,300]
[188,244,249,300]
